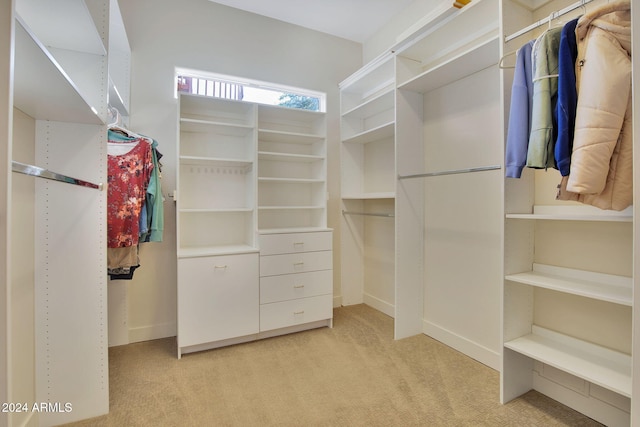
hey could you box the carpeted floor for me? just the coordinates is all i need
[63,304,602,426]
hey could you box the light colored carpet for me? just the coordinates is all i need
[62,304,602,426]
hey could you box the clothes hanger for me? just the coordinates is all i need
[498,49,517,69]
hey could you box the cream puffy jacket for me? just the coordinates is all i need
[562,0,631,211]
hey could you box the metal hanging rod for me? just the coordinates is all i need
[505,0,592,43]
[342,210,394,218]
[12,161,104,191]
[398,165,501,180]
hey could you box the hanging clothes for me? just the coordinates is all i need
[557,0,632,211]
[525,26,562,170]
[505,39,535,178]
[108,129,165,243]
[553,18,579,177]
[107,136,154,248]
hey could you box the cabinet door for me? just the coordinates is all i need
[178,253,259,347]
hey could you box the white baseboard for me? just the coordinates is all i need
[423,319,500,370]
[333,295,342,307]
[128,322,176,344]
[363,293,395,318]
[533,363,630,427]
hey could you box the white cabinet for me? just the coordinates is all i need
[177,253,259,350]
[177,95,332,357]
[259,231,333,332]
[500,0,634,425]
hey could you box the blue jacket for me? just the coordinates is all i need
[554,18,579,176]
[505,40,534,178]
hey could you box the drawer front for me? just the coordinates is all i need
[260,270,332,304]
[260,294,333,332]
[178,253,259,347]
[259,231,332,256]
[260,250,332,277]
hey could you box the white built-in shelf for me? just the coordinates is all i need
[258,129,324,144]
[396,0,497,68]
[506,264,632,306]
[342,192,395,200]
[13,18,103,124]
[259,227,332,234]
[398,36,500,93]
[179,208,253,213]
[259,205,324,210]
[506,205,633,222]
[342,89,394,118]
[258,151,323,162]
[505,326,631,398]
[180,118,254,135]
[178,245,259,259]
[342,122,395,144]
[258,177,324,184]
[179,156,253,167]
[340,54,395,96]
[17,0,106,55]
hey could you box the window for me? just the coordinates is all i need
[176,68,325,112]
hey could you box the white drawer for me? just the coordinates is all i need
[260,270,332,304]
[259,231,332,256]
[260,250,332,277]
[260,294,333,332]
[178,253,259,347]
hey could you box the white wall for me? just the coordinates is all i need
[116,0,361,344]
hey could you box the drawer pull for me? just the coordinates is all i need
[293,262,304,266]
[293,310,305,315]
[214,265,228,269]
[293,284,305,289]
[294,242,304,246]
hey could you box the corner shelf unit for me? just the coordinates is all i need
[339,53,397,318]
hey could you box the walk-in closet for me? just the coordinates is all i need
[1,0,639,425]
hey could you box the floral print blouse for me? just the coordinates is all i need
[107,139,154,248]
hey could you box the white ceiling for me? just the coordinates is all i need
[208,0,414,43]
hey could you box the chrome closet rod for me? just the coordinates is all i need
[12,161,104,191]
[398,165,501,180]
[342,210,394,218]
[504,0,593,43]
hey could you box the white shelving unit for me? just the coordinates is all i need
[4,0,130,425]
[340,53,397,318]
[394,0,503,365]
[500,0,634,425]
[177,94,257,257]
[257,104,327,233]
[177,94,332,358]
